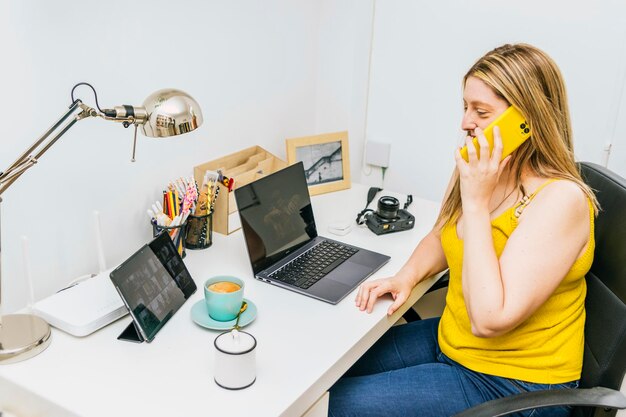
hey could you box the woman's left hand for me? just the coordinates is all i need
[455,126,511,212]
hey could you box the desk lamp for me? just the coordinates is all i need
[0,83,203,364]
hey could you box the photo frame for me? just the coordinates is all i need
[285,131,351,195]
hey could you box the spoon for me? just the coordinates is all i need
[233,301,248,330]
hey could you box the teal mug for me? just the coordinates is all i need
[204,276,245,321]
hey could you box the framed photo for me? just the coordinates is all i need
[286,131,351,195]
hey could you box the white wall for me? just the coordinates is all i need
[0,0,335,313]
[362,0,626,200]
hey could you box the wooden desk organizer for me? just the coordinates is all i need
[194,145,287,235]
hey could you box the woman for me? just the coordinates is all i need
[328,43,598,417]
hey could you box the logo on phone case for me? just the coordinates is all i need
[520,122,530,135]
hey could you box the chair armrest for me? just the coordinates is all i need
[452,387,626,417]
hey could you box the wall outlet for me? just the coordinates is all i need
[365,140,391,168]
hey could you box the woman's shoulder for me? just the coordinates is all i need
[516,176,592,259]
[523,177,588,218]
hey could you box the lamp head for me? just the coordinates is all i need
[73,83,204,161]
[140,89,203,138]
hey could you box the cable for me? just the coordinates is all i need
[70,82,103,112]
[603,24,626,167]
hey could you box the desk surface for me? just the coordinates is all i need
[0,184,440,417]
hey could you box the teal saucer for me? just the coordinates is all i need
[191,298,257,330]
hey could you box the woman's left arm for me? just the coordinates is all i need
[457,128,590,338]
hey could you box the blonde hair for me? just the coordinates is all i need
[436,43,598,227]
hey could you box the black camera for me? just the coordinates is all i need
[365,196,415,235]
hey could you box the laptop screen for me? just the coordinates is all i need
[235,162,317,275]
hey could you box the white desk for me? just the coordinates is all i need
[0,184,441,417]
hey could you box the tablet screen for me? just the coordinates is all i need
[110,232,196,342]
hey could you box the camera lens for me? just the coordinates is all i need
[377,196,399,220]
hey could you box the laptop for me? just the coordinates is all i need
[234,162,390,304]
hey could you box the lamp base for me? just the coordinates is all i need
[0,314,51,364]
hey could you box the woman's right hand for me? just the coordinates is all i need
[355,274,415,315]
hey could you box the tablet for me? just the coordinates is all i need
[110,231,197,342]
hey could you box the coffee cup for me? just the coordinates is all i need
[204,276,244,321]
[214,329,257,389]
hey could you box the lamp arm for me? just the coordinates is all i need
[0,95,152,197]
[0,100,98,196]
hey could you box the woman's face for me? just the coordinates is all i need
[462,76,510,138]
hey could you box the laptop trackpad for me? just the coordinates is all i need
[328,261,371,286]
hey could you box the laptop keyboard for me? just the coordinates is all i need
[268,241,358,289]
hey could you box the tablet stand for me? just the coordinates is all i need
[118,321,145,343]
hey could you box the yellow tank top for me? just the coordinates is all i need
[438,180,595,384]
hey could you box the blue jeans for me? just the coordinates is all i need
[329,318,577,417]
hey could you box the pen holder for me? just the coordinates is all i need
[152,221,187,259]
[185,211,214,250]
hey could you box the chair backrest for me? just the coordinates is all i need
[575,162,626,417]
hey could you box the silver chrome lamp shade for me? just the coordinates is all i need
[141,89,203,138]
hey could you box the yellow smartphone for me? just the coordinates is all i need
[460,106,531,162]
